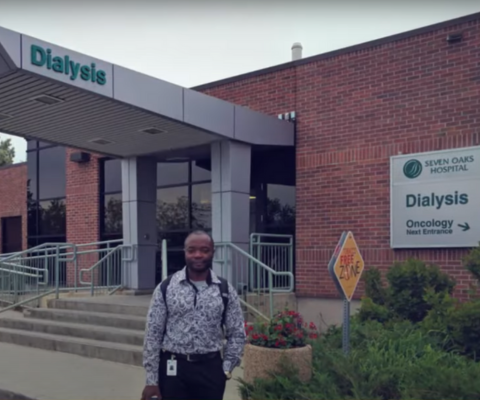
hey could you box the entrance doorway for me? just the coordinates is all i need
[250,146,296,236]
[1,216,22,254]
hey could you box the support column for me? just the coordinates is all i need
[211,141,251,290]
[121,157,157,291]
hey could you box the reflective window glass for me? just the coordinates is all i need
[191,183,211,230]
[27,140,37,151]
[38,141,54,149]
[27,151,38,202]
[39,198,66,236]
[103,158,122,194]
[156,186,189,231]
[192,160,211,182]
[27,201,39,237]
[38,147,66,200]
[157,162,189,187]
[266,184,296,227]
[157,231,189,250]
[103,193,123,235]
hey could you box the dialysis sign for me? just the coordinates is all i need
[21,35,113,97]
[390,146,480,248]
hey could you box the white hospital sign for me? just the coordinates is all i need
[390,146,480,248]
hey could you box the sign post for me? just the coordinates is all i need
[328,231,365,354]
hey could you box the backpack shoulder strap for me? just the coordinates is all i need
[160,275,173,337]
[218,277,229,328]
[160,274,174,307]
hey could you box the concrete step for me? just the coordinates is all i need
[47,298,149,317]
[24,308,147,331]
[0,327,143,366]
[0,317,144,346]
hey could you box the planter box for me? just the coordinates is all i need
[243,343,312,384]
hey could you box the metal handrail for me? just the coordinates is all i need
[249,233,294,291]
[0,240,124,264]
[0,242,73,263]
[215,242,294,318]
[0,266,42,278]
[0,289,56,313]
[79,247,120,285]
[0,239,127,312]
[238,298,270,322]
[217,241,294,293]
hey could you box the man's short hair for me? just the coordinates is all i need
[184,230,215,248]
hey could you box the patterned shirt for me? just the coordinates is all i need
[143,267,246,386]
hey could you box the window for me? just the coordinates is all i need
[27,151,37,206]
[192,159,211,182]
[266,184,296,228]
[103,193,123,235]
[38,147,66,200]
[26,143,66,245]
[191,183,211,230]
[157,162,189,187]
[39,199,66,236]
[99,158,213,282]
[103,158,122,194]
[156,186,189,231]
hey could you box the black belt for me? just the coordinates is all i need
[162,350,221,362]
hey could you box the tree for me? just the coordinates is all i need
[0,136,15,167]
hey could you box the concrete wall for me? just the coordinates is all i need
[297,298,361,332]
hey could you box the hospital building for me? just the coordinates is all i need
[0,12,479,323]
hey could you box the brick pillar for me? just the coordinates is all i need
[65,149,100,287]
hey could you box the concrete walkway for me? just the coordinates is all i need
[0,342,243,400]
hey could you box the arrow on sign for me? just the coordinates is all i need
[458,223,470,232]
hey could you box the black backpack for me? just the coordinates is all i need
[160,274,230,329]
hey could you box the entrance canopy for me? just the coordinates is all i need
[0,26,294,158]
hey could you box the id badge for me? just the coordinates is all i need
[167,359,177,376]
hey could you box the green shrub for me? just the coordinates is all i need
[238,321,480,400]
[363,266,387,305]
[386,259,456,322]
[359,260,456,324]
[422,293,480,361]
[462,244,480,286]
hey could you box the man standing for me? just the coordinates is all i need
[141,230,246,400]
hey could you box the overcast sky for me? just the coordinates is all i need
[0,0,479,163]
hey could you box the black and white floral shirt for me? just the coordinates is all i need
[143,267,246,386]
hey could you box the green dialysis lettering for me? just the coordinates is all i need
[406,191,468,210]
[30,45,106,85]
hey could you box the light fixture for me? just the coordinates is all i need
[88,138,114,145]
[139,127,167,135]
[446,33,463,44]
[70,151,91,163]
[30,94,64,105]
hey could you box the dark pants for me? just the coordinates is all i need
[159,351,227,400]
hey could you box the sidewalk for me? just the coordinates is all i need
[0,342,242,400]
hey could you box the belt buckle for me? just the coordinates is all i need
[186,354,192,362]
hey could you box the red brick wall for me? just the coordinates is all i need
[0,163,27,253]
[200,18,480,300]
[65,149,101,285]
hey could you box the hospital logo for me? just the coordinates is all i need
[403,159,423,179]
